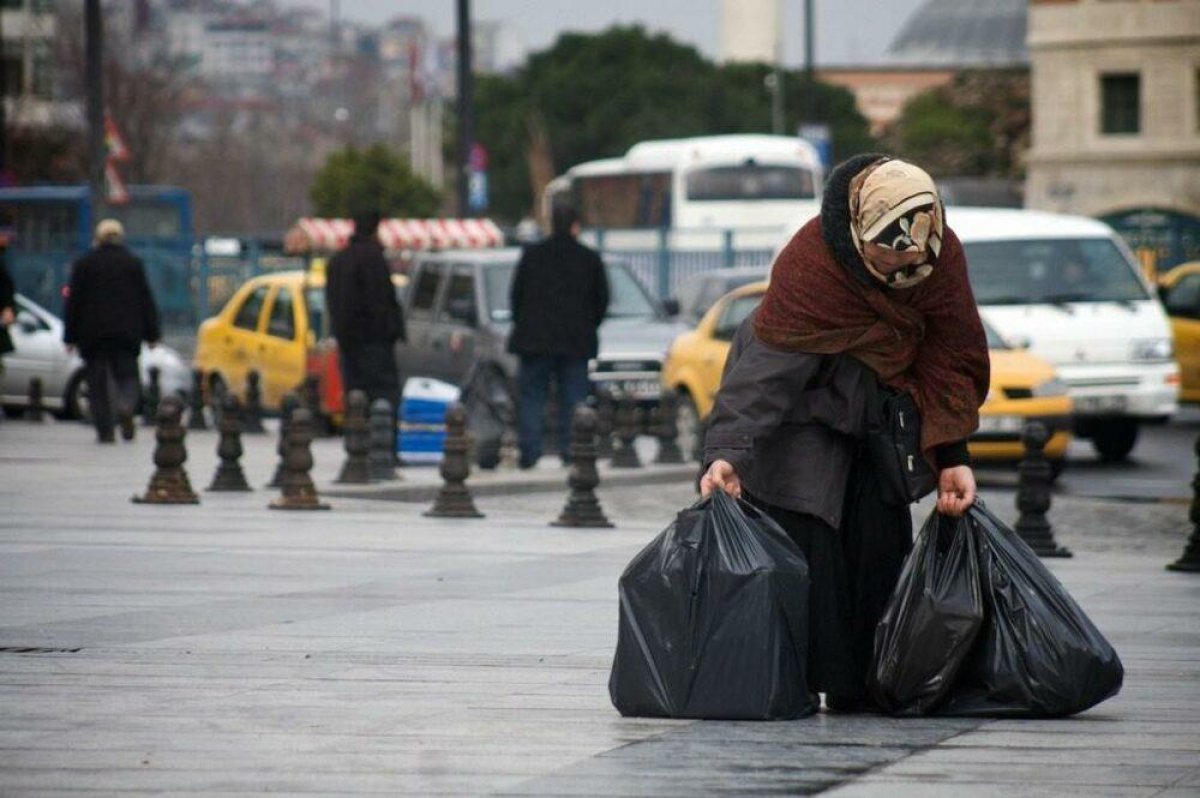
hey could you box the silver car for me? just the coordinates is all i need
[1,293,191,418]
[397,249,688,402]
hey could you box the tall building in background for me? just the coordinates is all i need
[1,0,76,129]
[720,0,780,64]
[1025,0,1200,272]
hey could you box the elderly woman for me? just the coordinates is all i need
[700,154,990,712]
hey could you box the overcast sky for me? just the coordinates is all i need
[285,0,928,67]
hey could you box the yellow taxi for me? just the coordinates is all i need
[193,264,407,413]
[661,281,1073,465]
[1158,261,1200,403]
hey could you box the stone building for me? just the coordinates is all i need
[1025,0,1200,272]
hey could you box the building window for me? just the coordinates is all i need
[1100,73,1140,135]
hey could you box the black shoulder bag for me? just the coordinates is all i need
[865,377,937,506]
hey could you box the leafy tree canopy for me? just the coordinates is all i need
[310,144,442,219]
[886,70,1030,179]
[474,25,875,221]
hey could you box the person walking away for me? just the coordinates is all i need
[508,204,609,469]
[699,155,990,712]
[63,219,161,443]
[324,210,406,424]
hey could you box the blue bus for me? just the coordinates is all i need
[0,184,195,323]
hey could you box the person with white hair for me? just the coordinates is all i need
[63,219,161,443]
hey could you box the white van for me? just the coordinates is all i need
[952,207,1179,460]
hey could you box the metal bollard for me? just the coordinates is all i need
[610,393,643,469]
[368,398,399,482]
[1015,421,1071,557]
[335,390,372,484]
[425,403,483,518]
[267,393,300,488]
[269,407,330,511]
[207,395,251,492]
[594,387,615,459]
[552,405,613,528]
[1167,433,1200,573]
[132,395,199,505]
[186,368,208,431]
[26,377,45,422]
[142,366,161,427]
[652,391,685,465]
[241,370,267,434]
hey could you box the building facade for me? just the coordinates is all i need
[1025,0,1200,271]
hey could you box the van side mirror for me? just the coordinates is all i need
[661,297,681,317]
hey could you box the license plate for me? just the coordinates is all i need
[597,379,661,399]
[1075,395,1127,414]
[977,414,1024,434]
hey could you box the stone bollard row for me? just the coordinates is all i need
[651,391,685,465]
[267,393,301,488]
[207,394,251,492]
[241,370,267,434]
[269,407,329,511]
[369,398,399,482]
[610,393,643,469]
[335,390,372,484]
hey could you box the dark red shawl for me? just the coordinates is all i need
[754,218,990,460]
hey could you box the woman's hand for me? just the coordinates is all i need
[937,465,977,516]
[700,459,742,500]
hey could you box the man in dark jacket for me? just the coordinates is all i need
[63,219,160,443]
[324,211,405,411]
[508,204,609,468]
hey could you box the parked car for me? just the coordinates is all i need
[0,293,191,418]
[193,266,407,416]
[954,207,1178,460]
[660,280,1073,467]
[397,248,689,403]
[1158,261,1200,404]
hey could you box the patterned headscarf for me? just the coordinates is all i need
[848,159,943,289]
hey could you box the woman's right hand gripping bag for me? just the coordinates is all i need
[608,491,817,720]
[937,503,1124,717]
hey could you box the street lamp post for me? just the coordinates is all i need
[456,0,474,217]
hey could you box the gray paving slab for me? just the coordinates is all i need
[1,420,1199,796]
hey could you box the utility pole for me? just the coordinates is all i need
[85,0,105,217]
[802,0,816,122]
[456,0,473,216]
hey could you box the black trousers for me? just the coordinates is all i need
[746,454,913,699]
[339,340,402,458]
[83,345,140,440]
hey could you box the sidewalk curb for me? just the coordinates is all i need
[323,464,698,503]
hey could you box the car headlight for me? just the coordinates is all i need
[1032,377,1068,397]
[1129,338,1173,362]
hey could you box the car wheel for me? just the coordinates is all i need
[1091,419,1139,461]
[64,370,90,421]
[675,391,702,461]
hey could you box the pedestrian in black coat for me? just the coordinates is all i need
[324,210,406,411]
[508,203,609,468]
[63,220,161,443]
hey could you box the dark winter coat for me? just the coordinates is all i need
[507,233,609,359]
[704,316,871,529]
[63,243,160,355]
[325,237,406,347]
[0,250,14,356]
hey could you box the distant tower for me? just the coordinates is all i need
[721,0,781,64]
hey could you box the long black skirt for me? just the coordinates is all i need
[746,455,913,699]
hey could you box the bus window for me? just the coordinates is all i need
[685,164,815,201]
[577,172,671,228]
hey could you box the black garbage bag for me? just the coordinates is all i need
[869,509,985,715]
[608,492,817,720]
[937,503,1124,717]
[460,363,514,470]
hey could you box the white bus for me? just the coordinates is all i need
[545,134,824,240]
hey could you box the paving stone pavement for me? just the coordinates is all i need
[0,419,1197,797]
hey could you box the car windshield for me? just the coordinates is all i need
[484,261,659,322]
[965,237,1150,306]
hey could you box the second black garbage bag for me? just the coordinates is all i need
[609,491,817,720]
[937,503,1124,718]
[869,510,985,715]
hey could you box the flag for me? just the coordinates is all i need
[104,114,130,163]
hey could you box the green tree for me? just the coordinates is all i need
[887,70,1030,178]
[473,26,875,221]
[310,144,441,218]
